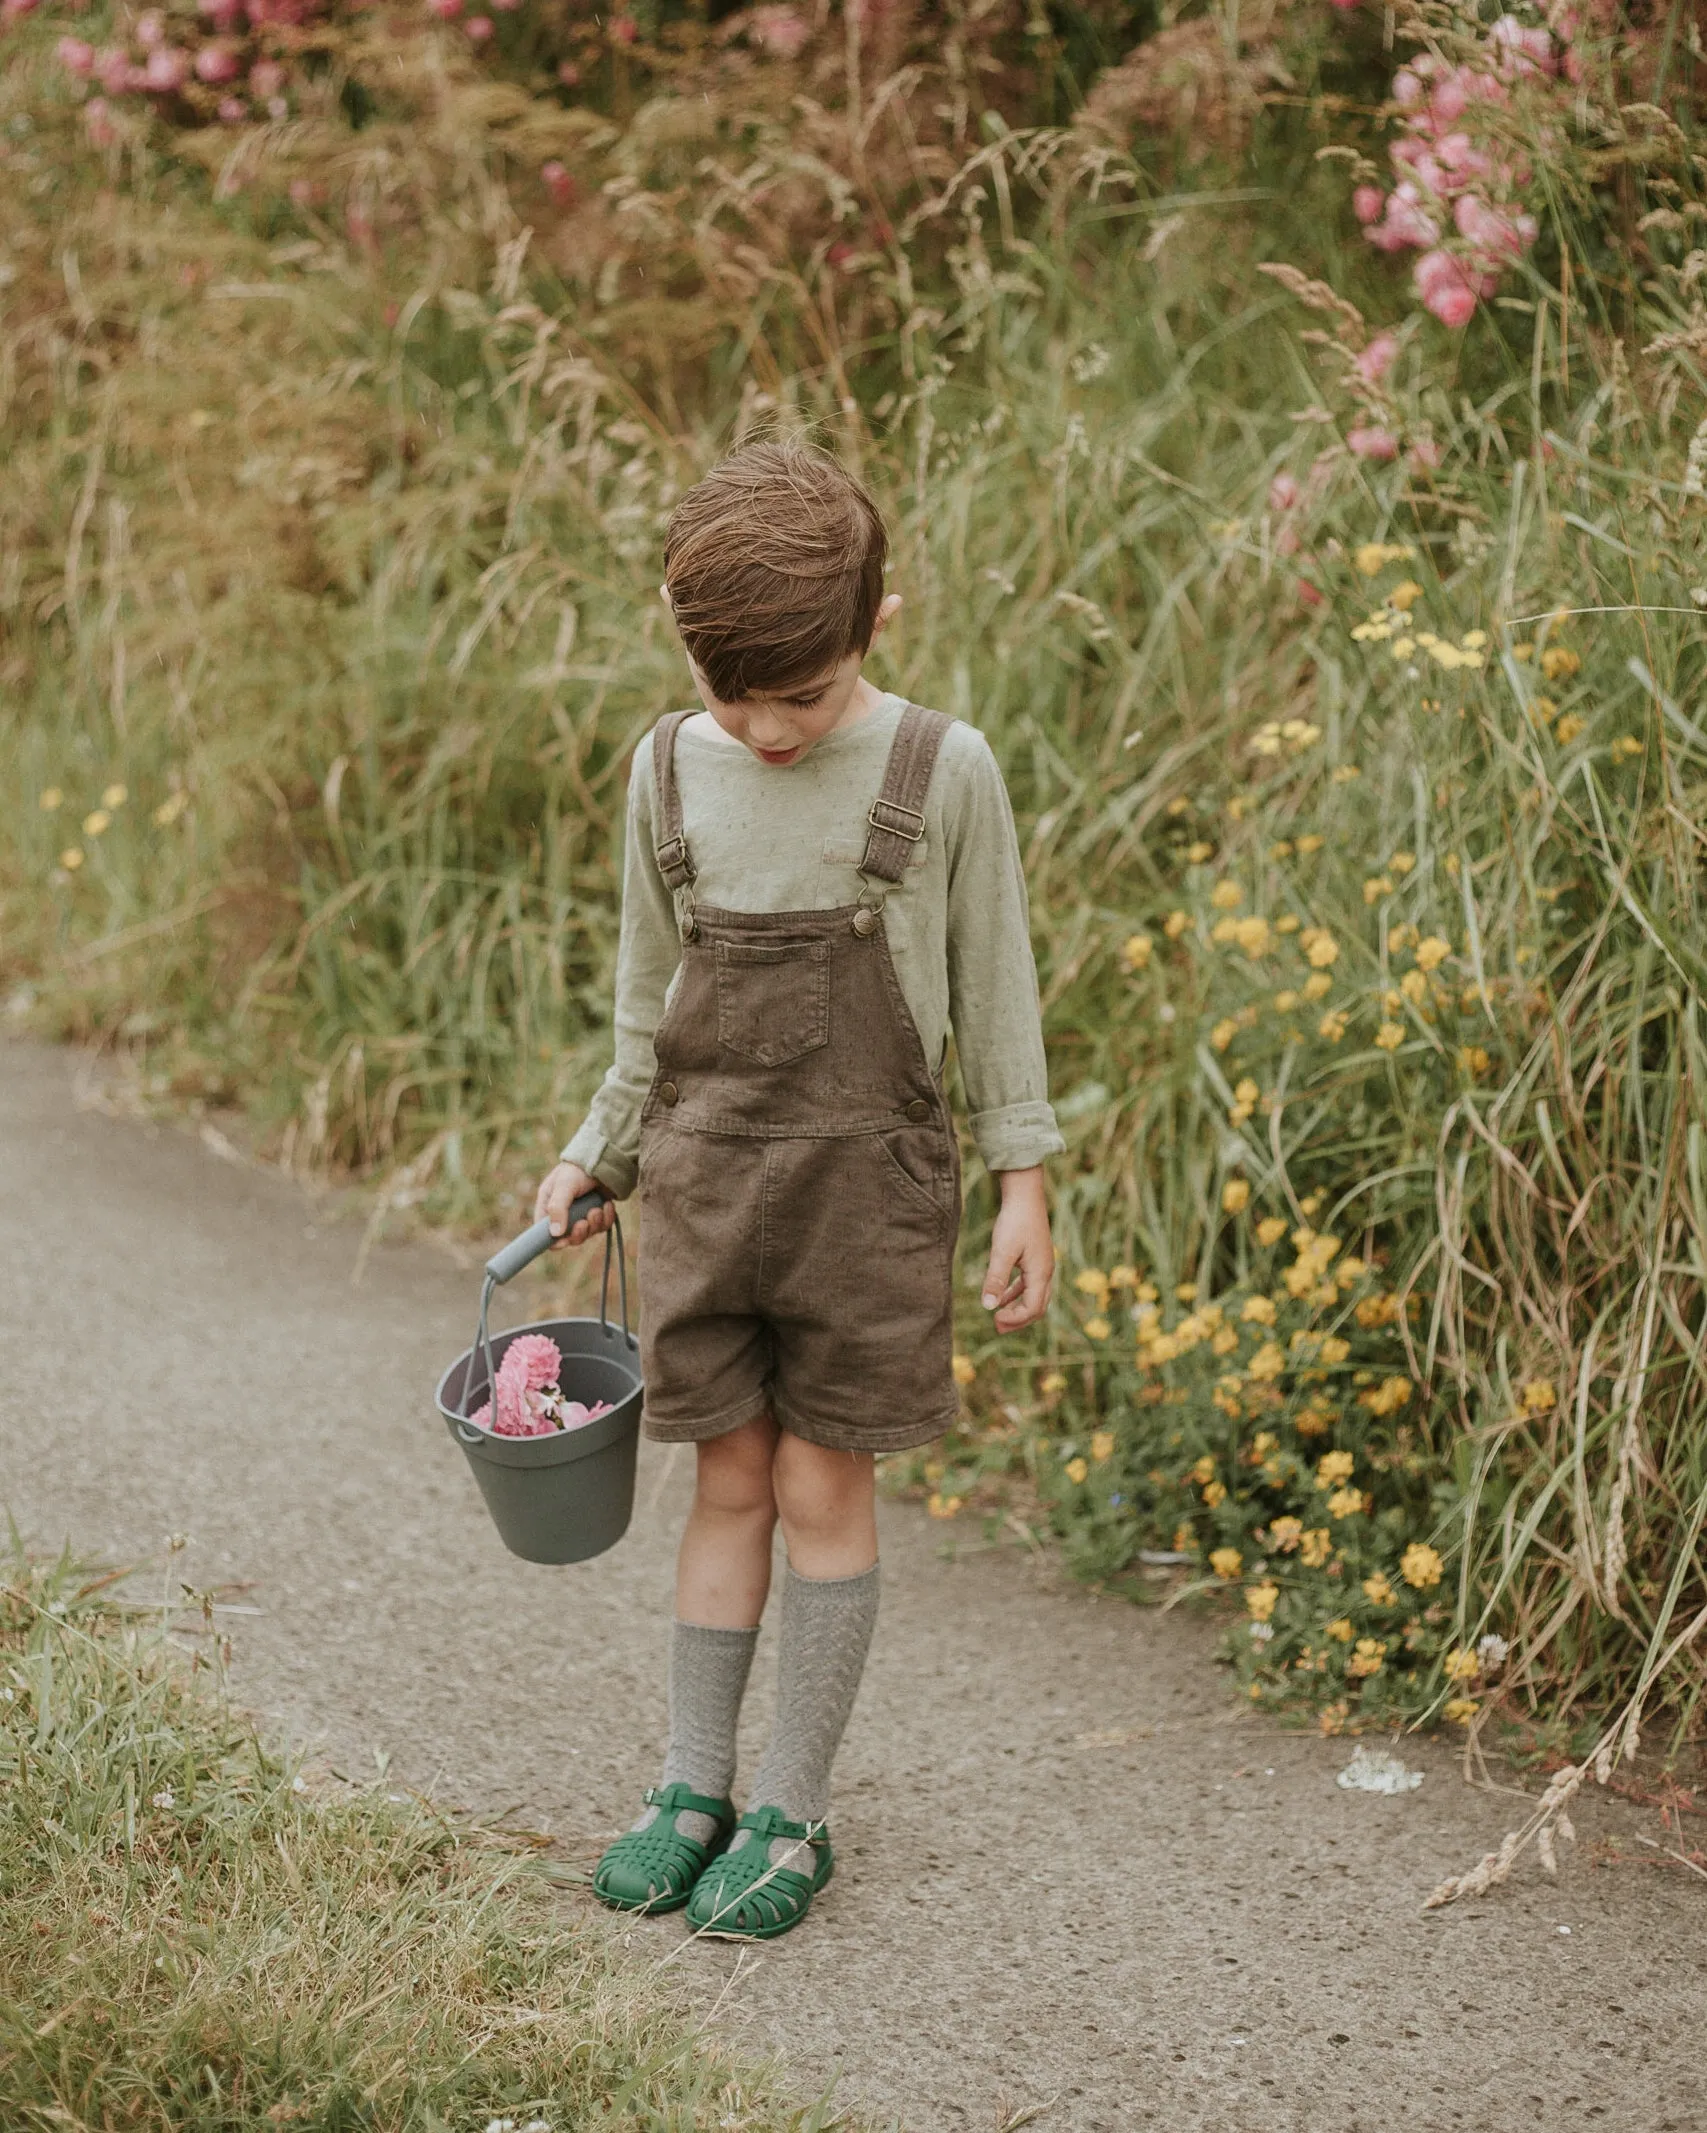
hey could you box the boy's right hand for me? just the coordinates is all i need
[533,1161,618,1248]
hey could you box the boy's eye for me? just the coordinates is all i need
[785,692,826,710]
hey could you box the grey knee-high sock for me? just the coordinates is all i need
[659,1619,758,1804]
[746,1563,880,1826]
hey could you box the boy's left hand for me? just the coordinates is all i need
[980,1167,1054,1333]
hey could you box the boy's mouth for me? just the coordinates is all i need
[753,743,804,766]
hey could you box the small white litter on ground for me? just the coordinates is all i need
[1336,1744,1424,1795]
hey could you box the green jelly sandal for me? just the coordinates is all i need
[593,1784,736,1915]
[684,1805,834,1940]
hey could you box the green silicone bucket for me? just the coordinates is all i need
[435,1199,642,1566]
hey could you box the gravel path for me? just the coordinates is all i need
[4,1038,1701,2132]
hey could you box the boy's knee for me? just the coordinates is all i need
[772,1438,874,1537]
[694,1418,778,1520]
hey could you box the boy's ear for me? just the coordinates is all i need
[659,583,674,610]
[870,592,903,638]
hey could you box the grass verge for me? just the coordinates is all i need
[0,1547,852,2133]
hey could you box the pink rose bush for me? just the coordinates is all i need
[1345,7,1574,329]
[469,1331,613,1438]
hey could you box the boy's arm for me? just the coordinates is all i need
[556,735,680,1199]
[943,733,1064,1331]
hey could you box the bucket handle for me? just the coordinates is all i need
[456,1193,634,1445]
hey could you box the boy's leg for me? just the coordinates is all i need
[745,1437,879,1826]
[662,1413,779,1815]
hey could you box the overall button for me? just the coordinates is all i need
[905,1099,931,1123]
[659,1082,680,1107]
[850,906,879,938]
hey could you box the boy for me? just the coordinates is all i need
[534,438,1060,1939]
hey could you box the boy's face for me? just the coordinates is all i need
[668,589,902,767]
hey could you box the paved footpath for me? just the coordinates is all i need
[2,1039,1701,2132]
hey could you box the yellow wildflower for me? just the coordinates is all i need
[1296,833,1324,855]
[1248,1341,1285,1382]
[59,848,85,872]
[1210,1019,1238,1052]
[1401,1540,1444,1589]
[1083,1317,1111,1342]
[1255,1219,1288,1248]
[1246,1582,1280,1622]
[1330,765,1362,783]
[1316,1450,1356,1487]
[1108,1265,1139,1289]
[1121,933,1154,971]
[1172,1524,1196,1553]
[39,787,63,812]
[1064,1457,1089,1486]
[1443,1697,1480,1725]
[1301,927,1340,968]
[1359,1375,1414,1416]
[1400,970,1429,1006]
[1270,840,1295,860]
[1202,1479,1227,1508]
[1274,989,1300,1012]
[153,792,190,826]
[927,1491,964,1518]
[1186,841,1214,863]
[1327,1486,1366,1520]
[101,783,128,809]
[1268,1516,1303,1552]
[1362,1572,1394,1606]
[1135,1282,1160,1303]
[1209,1547,1243,1580]
[1176,1282,1198,1303]
[1090,1430,1116,1463]
[1040,1370,1067,1396]
[1355,1293,1399,1330]
[1443,1647,1479,1682]
[1234,1078,1260,1104]
[1512,641,1534,662]
[1325,1617,1354,1643]
[951,1353,977,1386]
[1554,712,1586,744]
[1457,1044,1492,1076]
[1075,1268,1111,1301]
[1414,935,1451,972]
[1190,1455,1217,1485]
[1318,1337,1350,1366]
[1610,735,1643,761]
[1363,876,1393,905]
[1210,880,1243,910]
[1164,909,1190,939]
[1540,646,1580,682]
[1300,1528,1334,1568]
[1374,1021,1405,1052]
[1212,1326,1239,1356]
[1354,541,1414,576]
[1389,852,1416,876]
[1232,916,1271,958]
[82,809,112,839]
[1520,1377,1557,1414]
[1388,579,1423,612]
[1222,1179,1251,1214]
[1348,1637,1387,1678]
[1302,972,1333,1001]
[1318,1010,1348,1042]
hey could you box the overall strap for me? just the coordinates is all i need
[859,704,952,885]
[650,711,697,892]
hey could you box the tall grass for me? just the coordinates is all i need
[0,1549,853,2128]
[3,0,1706,1791]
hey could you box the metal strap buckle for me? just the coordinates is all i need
[654,833,695,882]
[867,799,925,844]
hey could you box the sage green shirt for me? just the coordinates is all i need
[561,695,1063,1196]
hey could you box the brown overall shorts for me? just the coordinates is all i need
[635,705,962,1455]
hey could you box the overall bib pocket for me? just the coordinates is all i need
[715,939,831,1067]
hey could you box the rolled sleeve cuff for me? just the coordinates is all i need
[558,1123,638,1201]
[969,1100,1065,1176]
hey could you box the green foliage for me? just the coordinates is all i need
[0,1549,849,2130]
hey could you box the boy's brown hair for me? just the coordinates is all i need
[663,438,888,703]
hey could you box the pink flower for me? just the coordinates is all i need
[498,1333,565,1398]
[609,11,636,41]
[540,159,574,207]
[464,12,493,37]
[288,175,323,205]
[492,0,520,11]
[1414,250,1479,328]
[1409,436,1443,470]
[1353,330,1400,385]
[95,45,130,92]
[1454,193,1535,261]
[1327,0,1359,11]
[142,45,190,91]
[1490,13,1556,75]
[249,57,285,95]
[135,9,165,45]
[557,59,579,84]
[1297,576,1325,609]
[1353,185,1385,225]
[1,0,40,19]
[425,0,461,17]
[217,93,246,120]
[56,35,95,72]
[1392,66,1425,105]
[199,0,246,22]
[1268,472,1300,512]
[195,42,241,83]
[84,96,118,145]
[1347,425,1399,462]
[1366,185,1439,253]
[751,5,807,54]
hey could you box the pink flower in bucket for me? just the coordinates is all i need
[470,1331,614,1437]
